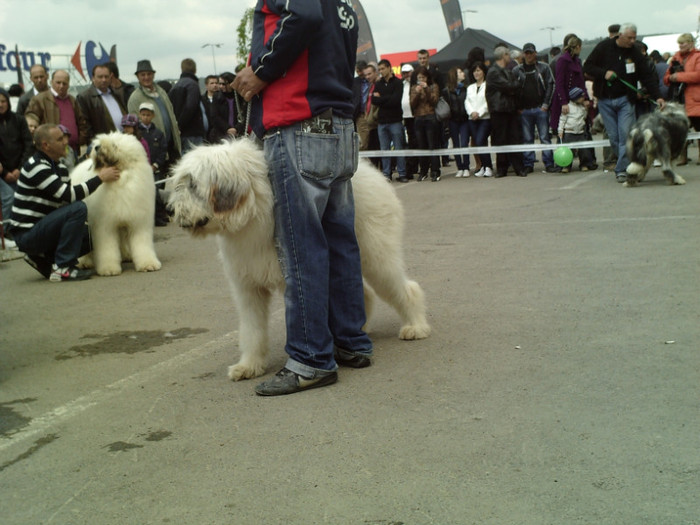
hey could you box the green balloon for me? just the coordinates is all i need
[553,147,574,167]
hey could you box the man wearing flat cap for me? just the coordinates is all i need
[127,59,181,165]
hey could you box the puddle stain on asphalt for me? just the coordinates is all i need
[0,398,37,437]
[55,328,209,360]
[105,430,173,453]
[0,434,59,473]
[105,441,144,452]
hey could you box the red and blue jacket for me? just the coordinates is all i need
[248,0,358,137]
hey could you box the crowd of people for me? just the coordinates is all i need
[351,24,699,183]
[0,57,248,273]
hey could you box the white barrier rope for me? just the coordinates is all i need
[155,131,700,185]
[359,131,700,158]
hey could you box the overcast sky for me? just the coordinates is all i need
[0,0,697,87]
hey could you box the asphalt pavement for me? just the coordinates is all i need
[1,151,699,524]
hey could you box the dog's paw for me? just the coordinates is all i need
[673,175,686,185]
[96,265,123,276]
[228,361,266,381]
[135,259,162,272]
[399,323,431,340]
[77,254,94,268]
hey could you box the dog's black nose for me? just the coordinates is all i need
[196,218,209,228]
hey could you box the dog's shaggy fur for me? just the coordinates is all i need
[70,133,161,275]
[168,138,431,380]
[624,102,690,187]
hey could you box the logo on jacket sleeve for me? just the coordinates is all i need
[338,0,356,31]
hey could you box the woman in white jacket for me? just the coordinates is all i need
[465,62,492,177]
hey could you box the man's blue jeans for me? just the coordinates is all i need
[263,116,372,378]
[597,96,635,174]
[520,107,554,168]
[1,178,15,227]
[377,121,407,178]
[12,201,90,267]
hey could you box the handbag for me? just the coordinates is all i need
[435,96,451,122]
[366,103,380,127]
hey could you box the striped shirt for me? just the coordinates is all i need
[8,151,102,232]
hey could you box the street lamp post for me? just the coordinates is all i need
[540,26,560,49]
[202,43,223,74]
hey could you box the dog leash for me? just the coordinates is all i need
[607,73,659,106]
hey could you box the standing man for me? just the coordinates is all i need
[202,74,219,142]
[128,60,181,166]
[372,59,408,182]
[486,46,526,177]
[16,64,49,116]
[233,0,373,396]
[106,62,135,105]
[513,43,559,173]
[77,63,127,142]
[583,23,664,182]
[26,70,89,156]
[169,58,208,152]
[8,124,120,281]
[401,63,418,179]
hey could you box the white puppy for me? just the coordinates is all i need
[168,138,431,380]
[71,132,161,275]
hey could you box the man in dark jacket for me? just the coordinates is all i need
[233,0,372,396]
[77,63,127,142]
[168,58,207,152]
[486,46,526,177]
[16,64,49,116]
[583,23,664,182]
[372,59,407,182]
[513,43,559,173]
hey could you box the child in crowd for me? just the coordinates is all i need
[557,87,597,173]
[136,103,169,227]
[57,124,77,171]
[137,103,166,178]
[25,114,39,135]
[121,113,151,161]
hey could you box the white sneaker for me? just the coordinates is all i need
[483,167,493,177]
[463,169,471,177]
[653,159,662,167]
[2,238,17,250]
[455,170,463,178]
[474,167,485,177]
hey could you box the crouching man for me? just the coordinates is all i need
[8,124,120,281]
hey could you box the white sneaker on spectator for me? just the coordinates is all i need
[474,167,485,177]
[463,169,471,177]
[484,167,493,177]
[455,170,464,178]
[3,238,17,250]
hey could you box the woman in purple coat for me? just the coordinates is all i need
[550,35,588,133]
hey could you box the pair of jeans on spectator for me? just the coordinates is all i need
[468,119,493,168]
[12,201,91,267]
[520,107,554,168]
[596,95,635,174]
[448,120,470,171]
[414,114,440,175]
[377,121,407,179]
[262,116,372,379]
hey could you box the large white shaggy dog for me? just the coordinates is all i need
[168,138,431,381]
[624,103,690,187]
[70,132,161,275]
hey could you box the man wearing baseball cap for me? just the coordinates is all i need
[513,43,559,173]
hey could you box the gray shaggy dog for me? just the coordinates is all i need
[624,102,690,187]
